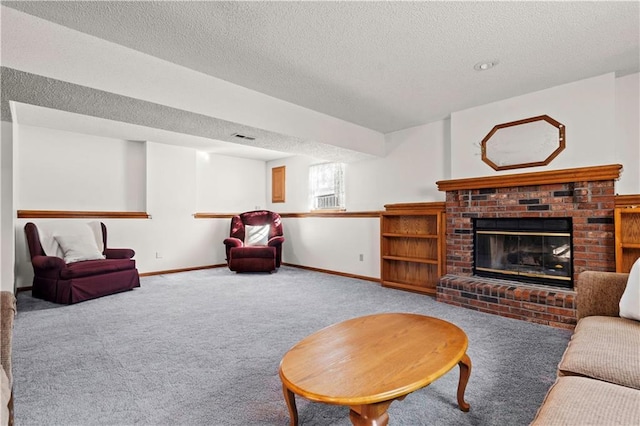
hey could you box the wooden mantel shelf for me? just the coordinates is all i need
[436,164,623,192]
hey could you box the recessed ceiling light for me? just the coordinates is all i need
[474,60,499,71]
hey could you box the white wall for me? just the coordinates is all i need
[265,155,384,279]
[266,119,449,213]
[1,122,14,292]
[264,119,449,279]
[449,72,639,193]
[615,73,640,194]
[266,155,319,213]
[348,119,449,210]
[282,217,380,278]
[196,152,266,212]
[16,125,145,211]
[450,73,617,179]
[139,142,215,271]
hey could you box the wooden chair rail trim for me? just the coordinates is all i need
[281,211,381,218]
[615,194,640,207]
[194,211,381,219]
[193,213,236,219]
[436,164,623,192]
[17,210,150,219]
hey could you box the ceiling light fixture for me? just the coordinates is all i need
[474,60,499,71]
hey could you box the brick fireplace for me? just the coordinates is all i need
[435,164,622,329]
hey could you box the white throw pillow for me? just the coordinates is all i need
[54,226,106,264]
[38,221,104,258]
[244,225,270,246]
[619,257,640,321]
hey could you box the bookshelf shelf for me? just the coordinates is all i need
[380,202,446,296]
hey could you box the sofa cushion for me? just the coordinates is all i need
[531,376,640,425]
[60,259,136,279]
[558,316,640,389]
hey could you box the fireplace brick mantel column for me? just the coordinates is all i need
[434,164,622,328]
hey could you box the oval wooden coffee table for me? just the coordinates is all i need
[279,313,471,426]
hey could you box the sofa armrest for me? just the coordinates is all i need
[31,255,65,271]
[104,248,135,259]
[576,271,629,320]
[1,292,16,380]
[223,237,243,248]
[1,367,10,426]
[268,236,285,247]
[1,291,16,426]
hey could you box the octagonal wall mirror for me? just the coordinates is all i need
[481,115,565,171]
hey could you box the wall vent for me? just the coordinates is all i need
[232,133,256,141]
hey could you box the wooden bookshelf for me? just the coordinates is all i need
[615,206,640,273]
[380,202,445,296]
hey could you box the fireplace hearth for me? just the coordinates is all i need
[474,218,572,288]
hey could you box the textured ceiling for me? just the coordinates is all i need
[2,1,639,160]
[1,67,374,162]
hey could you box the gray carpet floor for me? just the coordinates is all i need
[12,266,572,425]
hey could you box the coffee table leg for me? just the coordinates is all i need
[457,353,472,412]
[282,384,299,426]
[349,401,393,426]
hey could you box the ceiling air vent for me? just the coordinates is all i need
[232,133,256,141]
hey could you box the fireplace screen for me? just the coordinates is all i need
[474,218,572,288]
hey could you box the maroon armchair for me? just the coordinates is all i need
[223,210,285,272]
[24,222,140,304]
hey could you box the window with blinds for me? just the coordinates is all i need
[309,163,345,210]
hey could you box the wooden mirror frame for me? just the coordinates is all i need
[481,115,565,171]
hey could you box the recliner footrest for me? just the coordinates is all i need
[229,246,276,272]
[230,246,276,259]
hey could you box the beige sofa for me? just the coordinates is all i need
[531,271,640,425]
[1,291,16,426]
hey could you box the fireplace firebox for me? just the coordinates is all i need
[473,218,573,288]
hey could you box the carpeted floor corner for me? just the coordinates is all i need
[12,266,571,425]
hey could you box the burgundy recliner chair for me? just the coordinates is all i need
[24,222,140,304]
[223,210,285,272]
